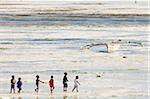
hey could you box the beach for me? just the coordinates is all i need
[0,0,149,98]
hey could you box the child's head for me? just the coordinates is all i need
[51,76,53,79]
[12,75,14,79]
[64,72,67,76]
[18,77,21,81]
[36,75,39,79]
[76,76,79,79]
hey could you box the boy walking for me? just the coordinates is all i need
[49,76,54,93]
[72,76,80,92]
[35,75,44,92]
[17,77,22,93]
[63,72,68,92]
[10,75,16,93]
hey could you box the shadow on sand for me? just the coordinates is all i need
[10,93,78,99]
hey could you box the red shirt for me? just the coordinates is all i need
[49,79,54,87]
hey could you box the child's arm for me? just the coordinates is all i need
[77,81,80,85]
[53,81,55,89]
[68,78,69,81]
[39,80,45,83]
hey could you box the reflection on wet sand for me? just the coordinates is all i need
[9,93,78,99]
[48,94,55,99]
[48,96,55,99]
[63,95,67,99]
[63,94,78,99]
[73,94,78,99]
[35,97,39,99]
[10,96,22,99]
[18,96,22,99]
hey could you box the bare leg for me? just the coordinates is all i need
[72,86,76,92]
[18,89,21,93]
[10,87,12,93]
[76,86,78,92]
[63,87,67,92]
[35,87,39,92]
[50,87,53,93]
[35,84,39,92]
[13,88,15,93]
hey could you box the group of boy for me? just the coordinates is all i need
[10,72,80,94]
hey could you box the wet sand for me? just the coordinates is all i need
[0,0,149,99]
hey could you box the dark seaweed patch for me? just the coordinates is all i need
[0,42,13,44]
[0,48,8,50]
[32,38,89,41]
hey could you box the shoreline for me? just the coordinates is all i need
[0,13,149,18]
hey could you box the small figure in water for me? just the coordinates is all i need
[72,76,80,92]
[17,77,22,93]
[35,75,44,93]
[10,75,16,93]
[63,72,68,92]
[49,76,54,93]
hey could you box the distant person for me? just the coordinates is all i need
[17,77,22,93]
[35,75,44,92]
[63,72,68,92]
[72,76,80,92]
[10,75,16,93]
[49,76,54,93]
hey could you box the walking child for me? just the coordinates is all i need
[17,77,22,93]
[10,75,16,93]
[49,76,54,93]
[72,76,80,92]
[63,72,68,92]
[35,75,44,92]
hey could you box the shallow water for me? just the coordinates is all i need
[0,0,149,99]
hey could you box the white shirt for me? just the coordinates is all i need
[74,79,80,86]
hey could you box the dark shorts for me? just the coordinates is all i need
[63,83,68,88]
[11,84,15,88]
[17,86,21,90]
